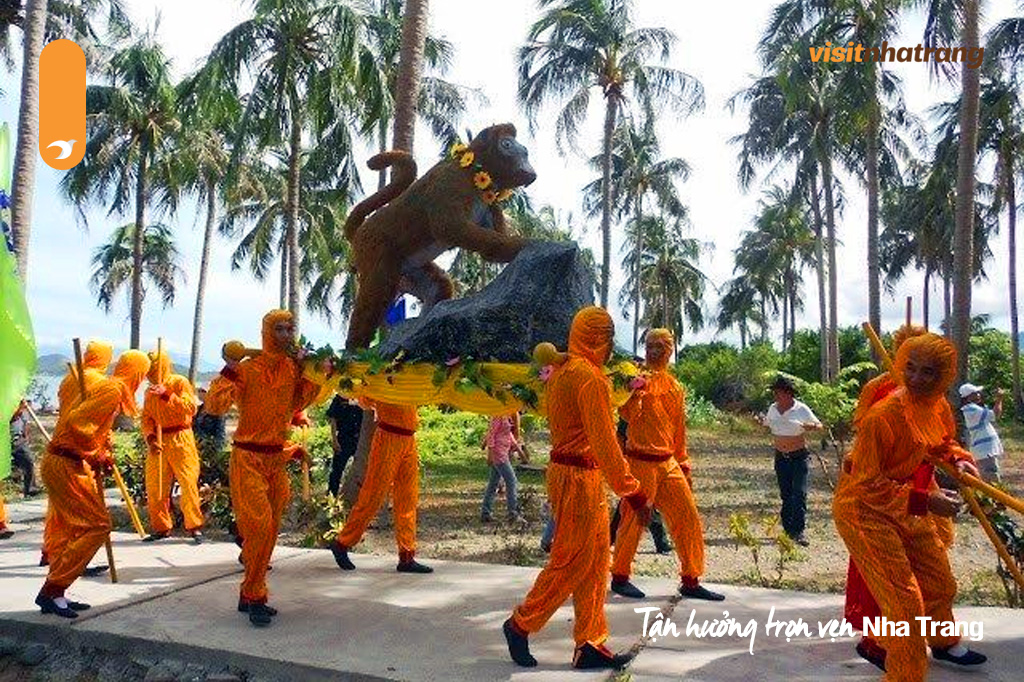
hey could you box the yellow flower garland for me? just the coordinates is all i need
[448,140,515,205]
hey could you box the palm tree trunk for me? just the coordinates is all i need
[760,298,768,343]
[286,108,302,328]
[943,269,951,336]
[923,265,931,331]
[789,273,796,348]
[279,241,288,309]
[632,200,643,353]
[866,98,882,348]
[378,120,389,191]
[1007,154,1021,419]
[821,153,840,382]
[599,94,618,308]
[740,323,747,351]
[391,0,430,153]
[130,150,148,350]
[809,172,828,383]
[781,282,788,352]
[10,0,49,283]
[189,183,217,385]
[951,0,981,392]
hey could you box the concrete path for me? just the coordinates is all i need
[1,496,1021,681]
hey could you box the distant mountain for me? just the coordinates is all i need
[34,344,219,376]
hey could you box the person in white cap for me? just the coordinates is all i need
[958,383,1004,483]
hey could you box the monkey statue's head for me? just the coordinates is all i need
[470,123,537,190]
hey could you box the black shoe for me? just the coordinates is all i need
[610,580,645,599]
[82,565,109,577]
[503,618,537,667]
[35,594,78,619]
[142,531,170,543]
[191,531,204,545]
[572,642,632,670]
[66,600,91,611]
[932,646,987,666]
[789,534,810,547]
[238,599,277,616]
[856,639,886,672]
[247,603,274,627]
[331,544,355,571]
[397,560,433,574]
[0,529,13,540]
[679,583,725,601]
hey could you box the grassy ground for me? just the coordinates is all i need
[6,411,1022,608]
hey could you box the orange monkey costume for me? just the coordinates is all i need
[833,335,985,681]
[503,307,648,671]
[141,349,203,540]
[330,400,429,572]
[41,340,113,566]
[610,329,723,602]
[0,495,11,538]
[205,310,319,625]
[35,350,150,617]
[844,325,955,670]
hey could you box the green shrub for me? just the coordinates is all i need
[675,342,779,411]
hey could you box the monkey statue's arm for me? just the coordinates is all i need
[489,204,510,235]
[432,216,527,263]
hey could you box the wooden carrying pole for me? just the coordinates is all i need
[73,338,118,583]
[156,338,164,500]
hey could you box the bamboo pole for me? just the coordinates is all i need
[906,296,913,328]
[156,338,164,501]
[73,338,118,583]
[300,426,311,502]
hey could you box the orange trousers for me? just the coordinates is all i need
[39,453,111,596]
[0,494,7,527]
[835,506,958,682]
[512,464,610,647]
[146,431,203,533]
[611,457,704,581]
[337,430,419,557]
[229,448,290,603]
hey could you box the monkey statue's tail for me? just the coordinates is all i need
[343,151,418,242]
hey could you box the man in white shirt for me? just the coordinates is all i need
[761,376,822,546]
[959,383,1004,483]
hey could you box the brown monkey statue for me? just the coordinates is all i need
[343,123,537,349]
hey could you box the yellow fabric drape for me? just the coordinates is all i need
[302,361,638,416]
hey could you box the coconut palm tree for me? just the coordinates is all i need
[89,222,185,322]
[517,0,704,307]
[619,214,708,347]
[61,34,180,349]
[6,0,133,282]
[582,116,690,352]
[175,75,241,384]
[198,0,362,330]
[717,277,765,350]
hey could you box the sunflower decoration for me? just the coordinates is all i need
[448,142,468,159]
[458,151,475,168]
[473,171,492,190]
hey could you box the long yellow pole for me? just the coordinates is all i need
[156,338,164,503]
[73,338,118,583]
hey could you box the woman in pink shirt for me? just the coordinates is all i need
[481,414,525,522]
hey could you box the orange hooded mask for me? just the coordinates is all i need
[113,350,151,417]
[84,341,113,370]
[644,328,674,371]
[262,309,296,356]
[147,349,172,384]
[568,306,614,367]
[892,334,957,446]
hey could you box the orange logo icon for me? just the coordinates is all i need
[39,39,86,170]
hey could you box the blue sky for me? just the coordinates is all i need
[3,0,1021,371]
